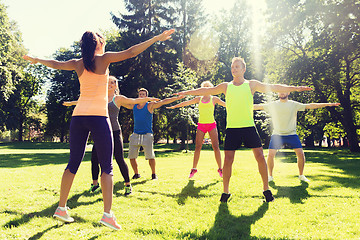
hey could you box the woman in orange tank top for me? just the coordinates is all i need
[23,29,174,230]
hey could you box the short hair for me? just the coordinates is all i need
[138,88,149,96]
[201,81,214,88]
[231,57,246,69]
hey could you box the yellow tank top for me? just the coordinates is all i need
[225,81,254,128]
[72,69,109,116]
[198,96,215,124]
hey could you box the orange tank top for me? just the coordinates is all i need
[72,69,109,116]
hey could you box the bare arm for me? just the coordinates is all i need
[115,95,160,107]
[63,101,78,107]
[150,95,185,111]
[23,55,80,71]
[253,104,265,110]
[102,29,175,64]
[305,102,340,109]
[166,97,200,109]
[175,82,228,96]
[250,80,312,94]
[213,96,226,107]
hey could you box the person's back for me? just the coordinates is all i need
[73,69,109,116]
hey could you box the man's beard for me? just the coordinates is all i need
[279,96,288,100]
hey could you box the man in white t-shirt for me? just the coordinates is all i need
[254,92,340,182]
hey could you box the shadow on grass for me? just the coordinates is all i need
[137,180,220,205]
[0,141,70,150]
[275,149,360,189]
[181,202,270,240]
[2,190,101,229]
[269,181,309,204]
[0,152,91,168]
[113,179,150,197]
[28,225,62,240]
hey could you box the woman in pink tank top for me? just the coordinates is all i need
[23,29,174,230]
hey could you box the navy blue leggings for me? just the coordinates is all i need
[66,116,113,175]
[91,129,130,182]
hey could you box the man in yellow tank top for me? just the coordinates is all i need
[176,57,312,203]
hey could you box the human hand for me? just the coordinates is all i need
[157,29,175,42]
[296,86,313,92]
[23,55,38,64]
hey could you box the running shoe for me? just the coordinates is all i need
[124,185,132,196]
[263,189,274,202]
[189,168,197,178]
[299,175,310,182]
[53,206,74,223]
[89,184,101,193]
[132,174,141,179]
[268,176,274,182]
[217,168,223,178]
[220,193,231,203]
[151,174,158,180]
[100,212,121,230]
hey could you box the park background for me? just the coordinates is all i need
[0,0,359,152]
[1,0,360,239]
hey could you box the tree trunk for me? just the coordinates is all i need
[18,118,23,142]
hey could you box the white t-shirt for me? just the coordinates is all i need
[262,100,306,135]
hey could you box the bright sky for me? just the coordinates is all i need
[2,0,266,58]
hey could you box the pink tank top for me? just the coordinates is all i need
[72,69,109,116]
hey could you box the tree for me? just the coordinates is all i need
[0,2,27,132]
[265,0,360,151]
[45,46,81,142]
[110,0,179,98]
[164,62,198,149]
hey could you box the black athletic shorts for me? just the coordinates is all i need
[224,127,262,150]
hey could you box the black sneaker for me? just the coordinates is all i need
[124,185,132,196]
[263,189,274,202]
[89,184,101,193]
[220,193,231,203]
[132,174,141,179]
[151,174,158,180]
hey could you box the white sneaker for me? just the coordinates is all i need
[299,175,310,182]
[268,176,274,182]
[53,206,74,223]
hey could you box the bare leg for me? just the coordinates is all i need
[252,147,270,191]
[100,172,113,213]
[130,158,138,174]
[267,149,277,177]
[223,150,235,193]
[193,130,206,169]
[148,159,156,174]
[59,169,75,207]
[294,148,306,175]
[209,128,222,169]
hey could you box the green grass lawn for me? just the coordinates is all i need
[0,142,359,239]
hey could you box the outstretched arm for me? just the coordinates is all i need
[305,102,340,109]
[166,97,200,109]
[63,101,78,107]
[253,104,265,110]
[250,80,312,94]
[213,96,226,107]
[150,95,185,111]
[115,95,160,106]
[23,55,80,71]
[103,29,175,64]
[175,82,228,96]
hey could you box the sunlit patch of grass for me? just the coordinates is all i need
[0,143,359,239]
